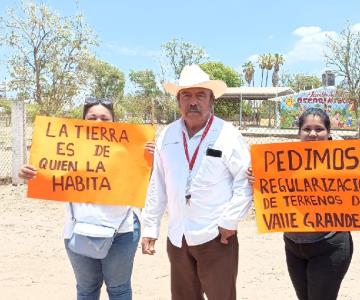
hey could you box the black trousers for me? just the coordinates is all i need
[284,232,353,300]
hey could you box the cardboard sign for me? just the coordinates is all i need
[251,140,360,233]
[28,116,155,207]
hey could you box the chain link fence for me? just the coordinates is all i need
[0,118,12,182]
[0,102,358,184]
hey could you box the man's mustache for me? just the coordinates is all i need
[188,106,200,113]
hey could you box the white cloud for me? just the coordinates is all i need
[293,26,322,37]
[350,23,360,32]
[286,26,337,63]
[247,54,259,63]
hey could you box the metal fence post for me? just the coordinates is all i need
[239,94,243,128]
[275,102,281,128]
[11,100,26,185]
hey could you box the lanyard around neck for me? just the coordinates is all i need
[182,115,214,171]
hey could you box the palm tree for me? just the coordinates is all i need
[258,54,267,87]
[265,53,274,87]
[272,53,285,87]
[242,61,255,86]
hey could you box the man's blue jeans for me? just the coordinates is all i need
[64,214,140,300]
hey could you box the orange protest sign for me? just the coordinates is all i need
[27,116,155,207]
[251,139,360,233]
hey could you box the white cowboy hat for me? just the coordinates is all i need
[163,65,227,99]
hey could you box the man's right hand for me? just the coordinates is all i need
[141,237,157,255]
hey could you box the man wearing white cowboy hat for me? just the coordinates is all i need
[141,64,252,300]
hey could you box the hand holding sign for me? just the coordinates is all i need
[19,165,37,180]
[27,116,155,207]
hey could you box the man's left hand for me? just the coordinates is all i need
[218,227,236,244]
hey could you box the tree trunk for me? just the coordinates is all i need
[265,70,269,87]
[272,71,279,87]
[151,97,155,125]
[356,98,360,138]
[34,49,42,106]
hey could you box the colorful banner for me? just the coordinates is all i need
[279,86,357,129]
[28,116,155,207]
[251,140,360,233]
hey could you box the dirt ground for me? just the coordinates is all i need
[1,184,359,300]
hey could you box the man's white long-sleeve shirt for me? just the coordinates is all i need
[142,116,253,248]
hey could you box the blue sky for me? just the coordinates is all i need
[1,0,360,90]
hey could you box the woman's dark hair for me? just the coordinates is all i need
[298,107,331,132]
[82,97,115,121]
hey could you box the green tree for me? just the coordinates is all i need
[153,94,178,124]
[200,61,242,87]
[129,69,160,97]
[199,61,243,120]
[25,102,41,123]
[120,93,176,124]
[325,24,360,130]
[242,61,255,87]
[128,69,176,124]
[0,2,97,115]
[120,95,146,123]
[264,53,274,87]
[82,58,125,100]
[280,72,321,92]
[272,53,285,87]
[258,54,267,87]
[66,105,83,120]
[161,38,208,79]
[129,69,160,123]
[0,98,11,125]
